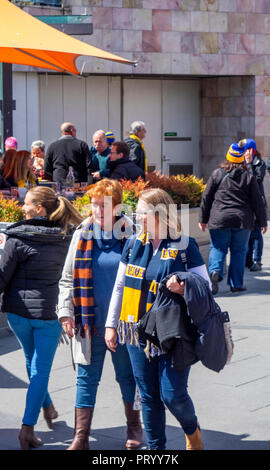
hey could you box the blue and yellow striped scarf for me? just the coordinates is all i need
[118,232,180,344]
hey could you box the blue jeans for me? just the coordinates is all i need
[247,225,263,263]
[7,313,62,426]
[127,343,197,450]
[209,228,251,288]
[76,336,136,408]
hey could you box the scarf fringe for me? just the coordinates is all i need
[118,320,139,347]
[76,323,97,339]
[117,320,161,359]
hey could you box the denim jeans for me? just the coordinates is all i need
[76,336,136,408]
[127,343,197,450]
[209,228,251,288]
[7,313,62,426]
[247,225,263,263]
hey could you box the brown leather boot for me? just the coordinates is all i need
[67,407,94,450]
[18,424,43,450]
[123,401,143,450]
[43,403,58,429]
[185,425,203,450]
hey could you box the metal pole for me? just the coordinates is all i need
[0,63,13,154]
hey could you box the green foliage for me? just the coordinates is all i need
[0,197,24,222]
[72,193,91,217]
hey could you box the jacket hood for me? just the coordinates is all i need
[4,218,73,243]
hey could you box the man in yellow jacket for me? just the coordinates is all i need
[125,121,148,173]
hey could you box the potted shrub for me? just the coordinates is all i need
[0,197,24,226]
[72,173,207,243]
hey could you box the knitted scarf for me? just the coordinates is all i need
[118,232,180,346]
[73,216,129,338]
[73,222,95,338]
[130,134,148,172]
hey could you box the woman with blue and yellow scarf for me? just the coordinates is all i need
[105,188,211,450]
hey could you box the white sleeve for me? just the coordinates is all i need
[105,261,127,329]
[188,264,212,290]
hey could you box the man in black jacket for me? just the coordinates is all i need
[44,122,91,183]
[125,121,147,172]
[109,141,145,182]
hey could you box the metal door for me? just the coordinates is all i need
[162,79,200,176]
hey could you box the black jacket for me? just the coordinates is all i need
[0,219,72,320]
[109,155,145,182]
[200,167,267,229]
[125,136,146,171]
[44,135,91,183]
[246,155,267,207]
[0,174,10,189]
[136,272,232,373]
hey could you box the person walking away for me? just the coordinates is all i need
[199,142,267,294]
[0,186,82,449]
[44,122,90,184]
[239,139,267,272]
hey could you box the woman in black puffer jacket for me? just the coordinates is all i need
[0,186,82,449]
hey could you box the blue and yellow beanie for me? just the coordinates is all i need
[238,138,257,152]
[105,131,115,145]
[226,142,245,163]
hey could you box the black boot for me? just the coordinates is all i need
[210,271,220,295]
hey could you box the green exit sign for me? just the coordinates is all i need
[164,132,177,137]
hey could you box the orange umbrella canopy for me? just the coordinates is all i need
[0,0,135,74]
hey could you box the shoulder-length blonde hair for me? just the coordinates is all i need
[138,188,181,239]
[28,186,83,234]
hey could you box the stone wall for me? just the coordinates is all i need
[52,0,270,77]
[201,76,255,179]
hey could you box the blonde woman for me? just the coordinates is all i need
[0,186,82,449]
[58,178,142,451]
[105,188,210,450]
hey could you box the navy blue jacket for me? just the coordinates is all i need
[136,271,232,373]
[109,155,145,182]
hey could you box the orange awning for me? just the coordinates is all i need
[0,0,136,75]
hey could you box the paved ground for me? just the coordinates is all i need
[0,229,270,453]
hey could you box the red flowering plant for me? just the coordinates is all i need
[146,171,205,208]
[72,173,205,216]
